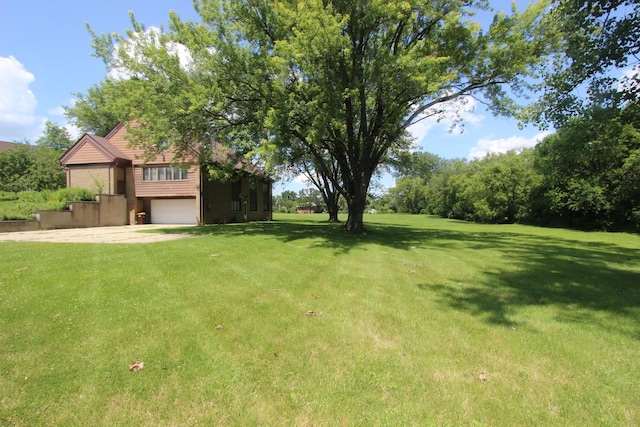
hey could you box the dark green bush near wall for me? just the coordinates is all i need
[0,188,96,220]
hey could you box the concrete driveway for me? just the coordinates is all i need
[0,224,196,244]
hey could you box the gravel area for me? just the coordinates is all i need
[0,224,196,244]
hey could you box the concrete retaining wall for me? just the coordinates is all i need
[36,194,127,229]
[0,194,127,232]
[0,221,40,232]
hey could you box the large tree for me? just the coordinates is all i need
[84,0,556,231]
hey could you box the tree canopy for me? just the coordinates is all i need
[73,0,557,231]
[0,144,66,195]
[386,101,640,231]
[527,0,640,127]
[36,121,75,151]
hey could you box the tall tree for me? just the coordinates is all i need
[36,121,75,151]
[86,0,556,231]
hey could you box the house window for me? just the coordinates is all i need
[249,187,258,212]
[263,182,270,211]
[231,179,241,212]
[142,166,188,181]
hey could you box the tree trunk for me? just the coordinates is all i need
[325,191,340,222]
[327,205,340,222]
[344,193,366,232]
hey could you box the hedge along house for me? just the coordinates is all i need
[60,122,272,225]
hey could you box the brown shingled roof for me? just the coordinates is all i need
[0,141,29,151]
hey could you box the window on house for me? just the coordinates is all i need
[263,182,270,211]
[249,187,258,212]
[231,179,241,211]
[142,166,189,181]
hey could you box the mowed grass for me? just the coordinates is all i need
[1,214,639,426]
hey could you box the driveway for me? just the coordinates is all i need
[0,224,196,244]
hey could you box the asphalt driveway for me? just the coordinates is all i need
[0,224,196,244]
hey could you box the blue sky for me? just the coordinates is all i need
[0,1,552,192]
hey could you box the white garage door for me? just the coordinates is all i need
[150,199,197,224]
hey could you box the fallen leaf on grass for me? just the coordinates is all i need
[215,324,224,329]
[14,267,27,272]
[305,310,325,317]
[128,360,144,372]
[211,254,220,257]
[477,372,487,381]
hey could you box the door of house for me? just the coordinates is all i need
[243,201,248,221]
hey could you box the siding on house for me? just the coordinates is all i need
[103,123,146,161]
[65,165,127,195]
[133,165,199,198]
[66,165,112,192]
[63,142,113,164]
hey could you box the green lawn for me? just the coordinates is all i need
[1,214,639,426]
[0,192,17,218]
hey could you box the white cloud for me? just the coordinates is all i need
[618,65,638,92]
[407,95,484,145]
[294,174,309,185]
[0,56,45,141]
[469,130,552,159]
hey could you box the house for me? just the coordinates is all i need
[0,141,26,151]
[60,122,272,225]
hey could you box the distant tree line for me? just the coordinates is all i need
[382,102,640,231]
[273,188,344,214]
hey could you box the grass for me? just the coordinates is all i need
[0,192,18,219]
[1,213,639,426]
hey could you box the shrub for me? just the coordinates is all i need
[3,189,97,220]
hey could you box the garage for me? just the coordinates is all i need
[150,198,197,224]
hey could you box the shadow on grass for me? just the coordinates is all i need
[156,217,640,337]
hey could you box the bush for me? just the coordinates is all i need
[52,188,96,203]
[4,188,97,220]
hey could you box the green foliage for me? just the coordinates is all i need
[527,0,640,127]
[35,121,75,151]
[391,151,444,181]
[0,145,65,195]
[80,0,557,231]
[389,103,640,231]
[395,150,541,223]
[0,144,31,194]
[1,189,96,220]
[388,177,429,214]
[65,84,122,136]
[531,102,640,229]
